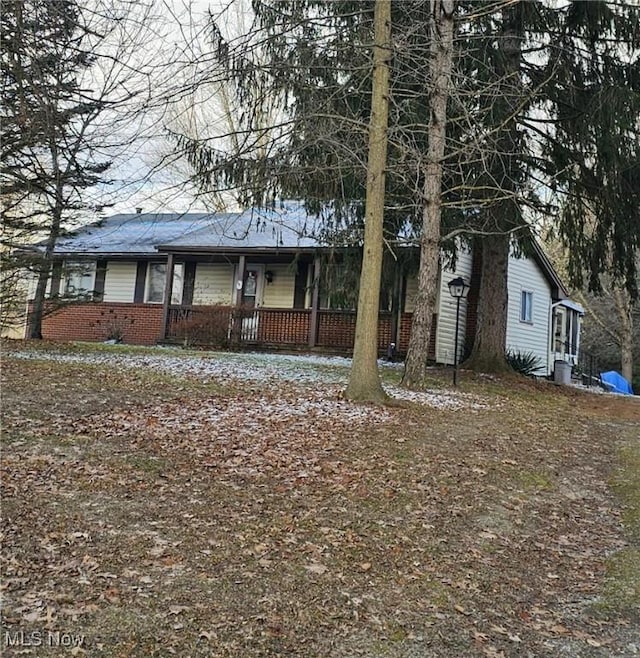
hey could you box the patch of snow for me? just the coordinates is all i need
[10,348,490,410]
[385,385,490,410]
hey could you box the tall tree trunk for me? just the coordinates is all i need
[345,0,391,402]
[28,207,62,339]
[464,3,523,373]
[613,286,634,384]
[402,0,455,389]
[465,234,511,372]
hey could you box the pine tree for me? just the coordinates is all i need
[543,0,640,299]
[175,0,639,380]
[456,1,638,372]
[1,0,111,338]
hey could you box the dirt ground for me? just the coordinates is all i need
[1,341,639,657]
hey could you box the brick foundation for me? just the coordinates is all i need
[36,302,164,345]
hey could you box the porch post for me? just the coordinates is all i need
[235,255,246,306]
[161,253,174,340]
[309,255,321,348]
[232,255,246,344]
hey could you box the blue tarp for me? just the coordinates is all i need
[600,371,634,395]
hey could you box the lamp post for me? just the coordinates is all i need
[447,276,470,386]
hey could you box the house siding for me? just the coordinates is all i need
[505,254,551,375]
[262,264,296,308]
[436,252,473,365]
[103,261,137,302]
[192,264,234,305]
[404,276,419,313]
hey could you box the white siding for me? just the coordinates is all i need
[506,253,551,375]
[26,273,48,299]
[436,251,473,365]
[262,264,295,308]
[404,276,419,313]
[103,261,137,302]
[193,263,234,305]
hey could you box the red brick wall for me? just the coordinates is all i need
[38,302,164,345]
[35,302,437,359]
[317,311,358,349]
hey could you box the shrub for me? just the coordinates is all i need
[506,349,544,376]
[175,306,233,347]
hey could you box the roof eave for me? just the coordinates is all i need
[155,245,329,255]
[528,239,569,299]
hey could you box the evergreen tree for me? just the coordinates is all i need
[456,0,638,372]
[176,0,639,379]
[1,0,111,338]
[177,0,442,393]
[542,0,640,299]
[402,0,456,388]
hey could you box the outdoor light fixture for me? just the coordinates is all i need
[265,270,274,284]
[447,276,470,387]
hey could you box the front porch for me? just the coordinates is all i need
[165,305,423,355]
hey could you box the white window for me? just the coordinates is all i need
[145,262,183,304]
[520,290,533,323]
[63,261,95,298]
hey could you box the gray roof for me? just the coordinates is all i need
[159,201,323,252]
[49,201,325,256]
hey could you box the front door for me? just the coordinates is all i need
[241,265,264,308]
[240,264,264,340]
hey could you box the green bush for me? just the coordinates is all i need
[506,349,544,376]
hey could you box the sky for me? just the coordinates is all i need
[85,0,250,216]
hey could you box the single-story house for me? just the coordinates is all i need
[24,201,583,376]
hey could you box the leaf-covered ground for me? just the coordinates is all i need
[1,341,639,657]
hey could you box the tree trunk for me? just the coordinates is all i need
[402,0,455,389]
[463,4,522,373]
[27,207,63,340]
[613,286,634,384]
[464,233,511,372]
[345,0,391,402]
[28,266,50,339]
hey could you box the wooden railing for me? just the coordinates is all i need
[166,305,406,352]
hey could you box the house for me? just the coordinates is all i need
[24,201,583,376]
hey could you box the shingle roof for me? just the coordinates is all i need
[50,213,240,256]
[159,201,323,251]
[49,201,325,256]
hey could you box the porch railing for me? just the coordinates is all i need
[166,305,405,352]
[555,340,601,388]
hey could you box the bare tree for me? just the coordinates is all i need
[578,274,639,387]
[344,0,391,402]
[1,0,167,337]
[402,0,455,389]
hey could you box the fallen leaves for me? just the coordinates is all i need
[304,563,329,575]
[1,346,637,657]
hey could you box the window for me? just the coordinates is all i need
[63,261,95,298]
[146,263,166,303]
[520,291,533,323]
[145,262,183,304]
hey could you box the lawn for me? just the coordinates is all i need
[1,341,639,657]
